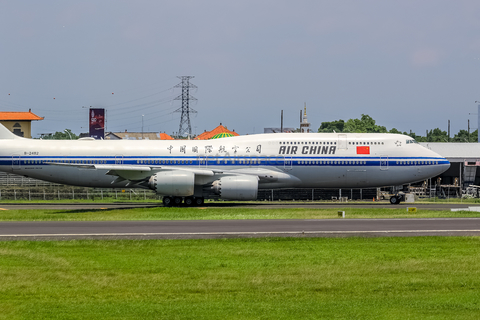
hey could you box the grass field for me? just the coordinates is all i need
[0,206,479,221]
[1,204,479,319]
[1,237,479,319]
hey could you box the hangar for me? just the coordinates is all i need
[420,142,480,190]
[420,143,480,188]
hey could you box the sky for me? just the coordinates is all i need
[1,0,480,138]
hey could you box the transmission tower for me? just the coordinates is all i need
[174,76,197,137]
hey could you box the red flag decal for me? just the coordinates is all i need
[357,146,370,154]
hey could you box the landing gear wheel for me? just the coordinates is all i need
[184,197,194,206]
[173,197,183,206]
[163,196,173,207]
[194,197,204,206]
[389,196,401,205]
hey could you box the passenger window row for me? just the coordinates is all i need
[397,160,438,165]
[25,159,107,164]
[348,141,383,145]
[279,141,336,145]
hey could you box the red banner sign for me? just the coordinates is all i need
[89,108,105,140]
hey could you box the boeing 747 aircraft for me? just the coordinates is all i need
[0,124,449,206]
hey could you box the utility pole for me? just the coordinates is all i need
[281,110,283,133]
[174,76,197,138]
[448,120,450,140]
[474,101,480,143]
[468,119,470,141]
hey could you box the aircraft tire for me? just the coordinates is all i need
[389,196,401,205]
[163,196,173,207]
[194,197,204,206]
[173,197,183,206]
[184,197,194,206]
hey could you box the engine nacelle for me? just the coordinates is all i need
[148,171,194,196]
[212,175,258,200]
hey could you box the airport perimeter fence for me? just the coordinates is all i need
[0,172,377,202]
[257,188,377,201]
[0,171,160,201]
[0,187,377,202]
[0,172,54,187]
[0,186,160,201]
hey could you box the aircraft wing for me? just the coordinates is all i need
[44,162,297,185]
[44,162,216,182]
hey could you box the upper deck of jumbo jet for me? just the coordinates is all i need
[0,131,442,157]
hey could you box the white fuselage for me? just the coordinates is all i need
[0,133,449,194]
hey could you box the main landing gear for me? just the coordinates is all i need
[162,196,205,207]
[389,195,403,205]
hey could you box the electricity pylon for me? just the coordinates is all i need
[174,76,197,137]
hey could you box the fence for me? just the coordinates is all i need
[0,172,56,187]
[0,187,159,201]
[0,172,159,201]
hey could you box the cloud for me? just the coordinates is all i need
[411,48,441,67]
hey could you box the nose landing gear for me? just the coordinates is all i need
[389,194,403,205]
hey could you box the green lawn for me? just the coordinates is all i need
[0,206,479,221]
[1,237,479,319]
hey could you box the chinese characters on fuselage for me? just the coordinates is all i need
[169,144,264,154]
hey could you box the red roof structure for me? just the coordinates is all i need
[195,124,239,140]
[159,133,174,140]
[0,110,44,121]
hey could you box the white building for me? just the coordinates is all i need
[300,103,311,133]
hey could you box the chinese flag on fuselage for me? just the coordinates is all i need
[357,146,370,154]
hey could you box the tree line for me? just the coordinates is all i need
[317,114,478,143]
[40,129,79,140]
[42,115,477,142]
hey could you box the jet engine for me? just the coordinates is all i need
[148,171,195,196]
[212,175,259,200]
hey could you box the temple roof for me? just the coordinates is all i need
[195,124,239,140]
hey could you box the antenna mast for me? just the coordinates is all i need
[174,76,197,137]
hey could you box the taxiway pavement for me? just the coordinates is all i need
[0,218,479,240]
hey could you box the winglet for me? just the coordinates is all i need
[0,124,21,139]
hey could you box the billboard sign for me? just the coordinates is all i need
[89,108,105,139]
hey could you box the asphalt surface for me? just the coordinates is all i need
[1,218,479,241]
[1,202,478,240]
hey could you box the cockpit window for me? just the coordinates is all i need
[406,139,418,144]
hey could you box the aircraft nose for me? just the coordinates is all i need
[435,156,450,175]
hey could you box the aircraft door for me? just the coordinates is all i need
[283,156,292,171]
[380,156,388,170]
[115,155,124,165]
[338,134,347,150]
[12,155,20,170]
[198,155,208,167]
